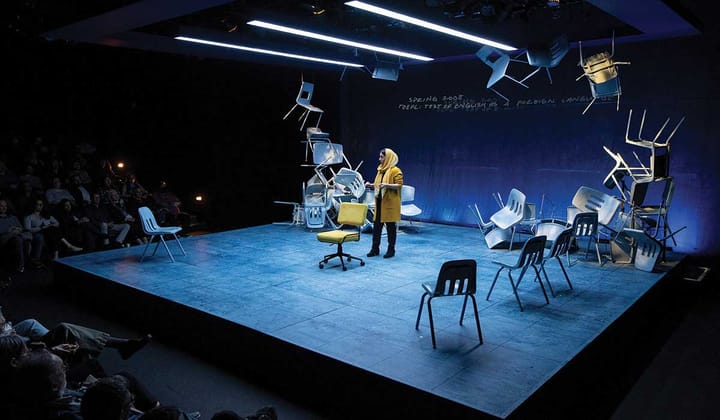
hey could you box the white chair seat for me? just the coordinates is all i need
[401,203,422,217]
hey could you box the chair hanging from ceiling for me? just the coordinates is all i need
[284,75,324,130]
[576,32,630,115]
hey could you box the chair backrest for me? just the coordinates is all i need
[490,188,526,229]
[590,76,621,99]
[548,228,573,258]
[334,168,365,200]
[572,212,598,238]
[431,259,477,296]
[629,181,650,208]
[401,185,415,203]
[515,235,547,267]
[526,34,568,68]
[476,46,511,87]
[571,186,621,226]
[336,202,368,228]
[297,81,314,105]
[506,188,526,218]
[138,206,159,234]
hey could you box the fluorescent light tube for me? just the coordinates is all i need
[175,36,364,67]
[345,1,517,51]
[247,20,433,61]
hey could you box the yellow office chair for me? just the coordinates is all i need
[317,202,368,271]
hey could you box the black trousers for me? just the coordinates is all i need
[371,197,396,252]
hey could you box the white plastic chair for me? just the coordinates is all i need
[400,185,422,227]
[137,206,186,262]
[283,77,324,131]
[476,46,529,104]
[490,188,526,251]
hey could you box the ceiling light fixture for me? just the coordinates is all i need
[175,36,364,67]
[247,20,433,62]
[345,1,517,51]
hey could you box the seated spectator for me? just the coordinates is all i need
[54,199,92,253]
[107,189,147,245]
[0,333,29,405]
[13,179,44,217]
[99,176,123,204]
[18,164,44,192]
[84,192,130,248]
[69,174,93,207]
[0,309,152,362]
[152,181,190,229]
[45,177,76,208]
[6,346,84,420]
[125,173,151,207]
[0,160,20,194]
[43,158,66,187]
[67,159,93,187]
[80,375,140,420]
[0,198,28,273]
[24,199,61,263]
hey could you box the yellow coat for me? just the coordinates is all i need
[374,166,403,223]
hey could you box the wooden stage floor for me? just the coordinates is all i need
[54,222,685,419]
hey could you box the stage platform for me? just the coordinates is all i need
[53,222,686,419]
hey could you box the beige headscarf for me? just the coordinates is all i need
[374,148,399,198]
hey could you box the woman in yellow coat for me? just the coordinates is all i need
[365,148,403,258]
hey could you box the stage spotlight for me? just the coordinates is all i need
[195,195,204,203]
[116,161,125,169]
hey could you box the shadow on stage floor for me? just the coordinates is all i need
[53,222,687,419]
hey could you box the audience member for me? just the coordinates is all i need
[0,198,28,273]
[54,199,92,253]
[67,158,93,186]
[84,192,131,248]
[107,189,147,245]
[69,174,93,207]
[80,375,140,420]
[0,332,28,405]
[14,179,44,217]
[7,346,84,420]
[43,158,66,187]
[19,164,44,191]
[0,311,152,361]
[45,177,76,208]
[24,198,62,262]
[0,160,20,194]
[152,181,190,228]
